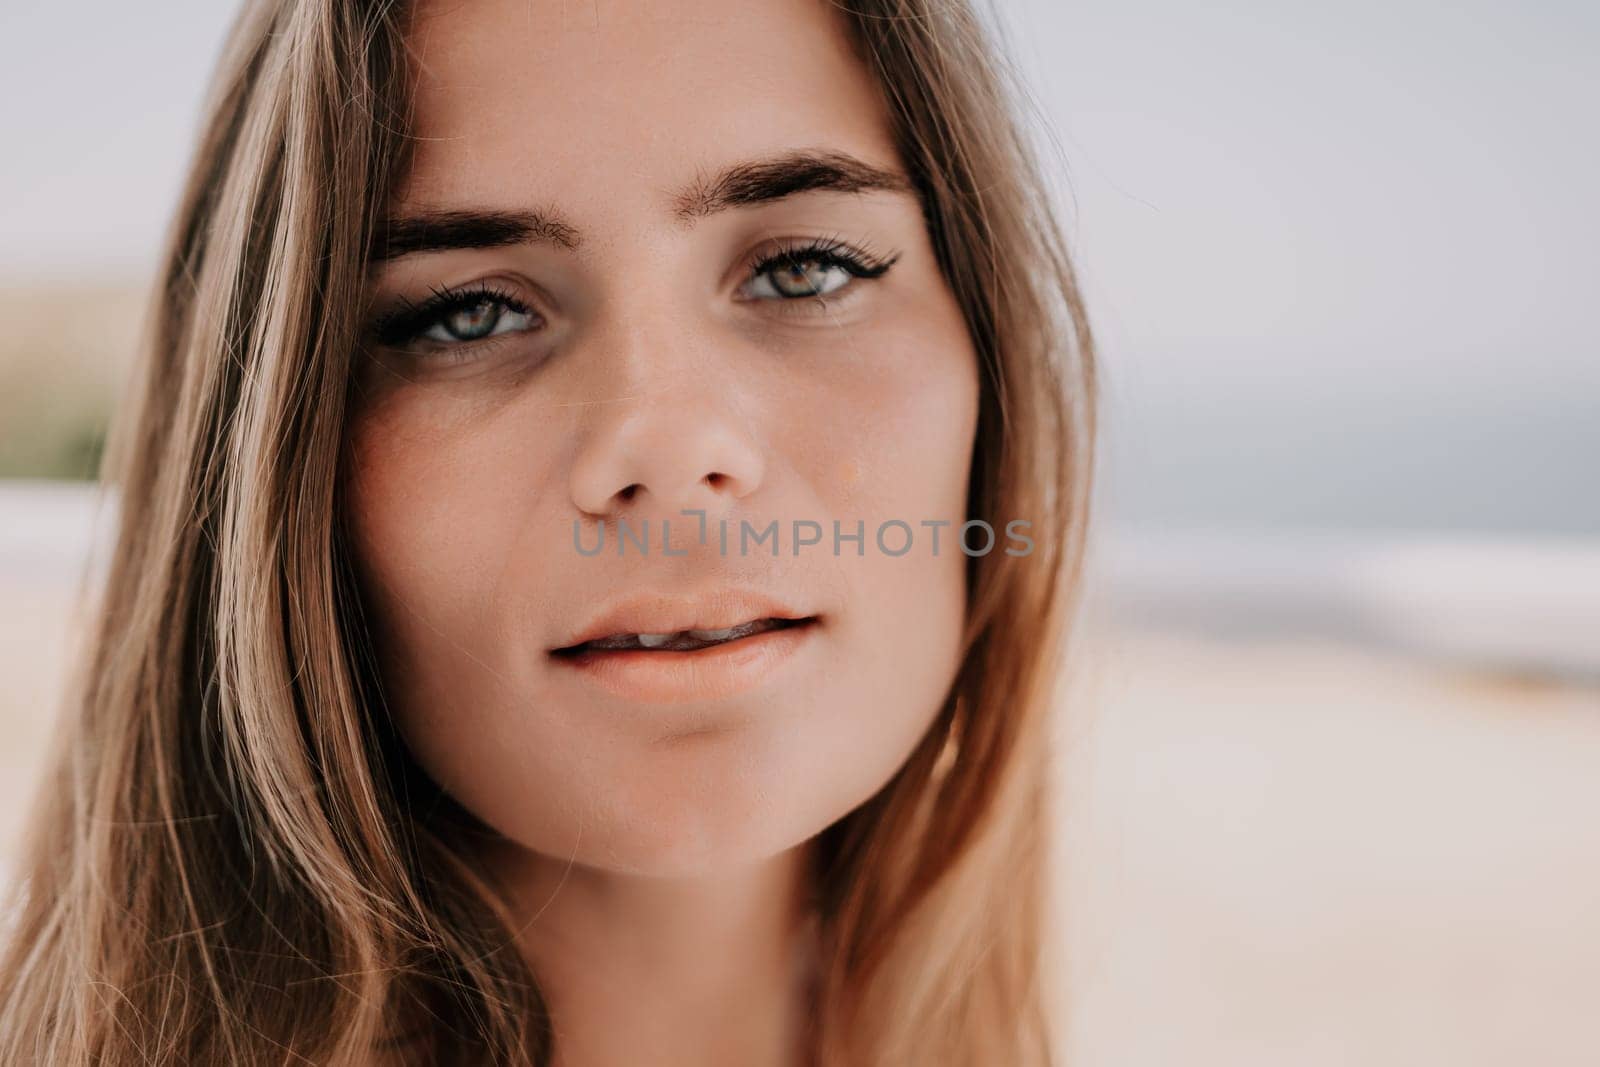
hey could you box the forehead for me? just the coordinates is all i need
[398,0,901,213]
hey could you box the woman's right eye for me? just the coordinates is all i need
[418,298,534,343]
[374,286,541,353]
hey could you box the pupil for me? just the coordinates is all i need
[777,260,824,296]
[447,301,500,339]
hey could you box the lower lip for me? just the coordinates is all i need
[549,619,819,705]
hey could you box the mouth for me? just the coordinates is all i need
[551,615,817,657]
[547,613,821,705]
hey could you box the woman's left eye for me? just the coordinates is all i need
[740,241,898,304]
[746,257,854,300]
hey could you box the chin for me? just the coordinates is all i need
[558,801,813,881]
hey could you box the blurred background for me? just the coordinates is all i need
[1,1,1596,1064]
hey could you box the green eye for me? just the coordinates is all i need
[374,285,541,352]
[749,257,855,299]
[740,240,899,303]
[420,299,533,342]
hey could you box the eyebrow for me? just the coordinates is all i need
[370,149,914,263]
[372,209,580,261]
[671,149,913,221]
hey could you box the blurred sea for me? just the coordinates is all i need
[1098,524,1600,681]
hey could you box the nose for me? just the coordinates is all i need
[568,367,766,522]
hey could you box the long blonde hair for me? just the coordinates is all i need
[0,0,1094,1062]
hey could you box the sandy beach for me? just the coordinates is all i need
[1052,630,1600,1065]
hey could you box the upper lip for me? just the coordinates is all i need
[551,588,815,651]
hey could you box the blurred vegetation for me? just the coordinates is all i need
[0,285,144,481]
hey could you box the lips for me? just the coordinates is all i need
[547,589,822,705]
[555,616,809,655]
[549,588,817,656]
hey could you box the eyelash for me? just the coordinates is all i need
[370,282,533,350]
[369,236,900,354]
[742,235,900,304]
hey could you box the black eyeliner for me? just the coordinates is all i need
[370,282,532,347]
[745,235,901,281]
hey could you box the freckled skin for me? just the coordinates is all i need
[345,0,980,879]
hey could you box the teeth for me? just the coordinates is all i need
[687,626,741,640]
[570,617,799,654]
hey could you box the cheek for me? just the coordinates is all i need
[340,396,569,789]
[778,282,981,521]
[344,417,494,672]
[799,296,982,580]
[770,310,981,825]
[344,386,571,615]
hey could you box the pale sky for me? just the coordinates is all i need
[1,0,1595,534]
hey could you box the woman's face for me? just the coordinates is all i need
[345,0,979,877]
